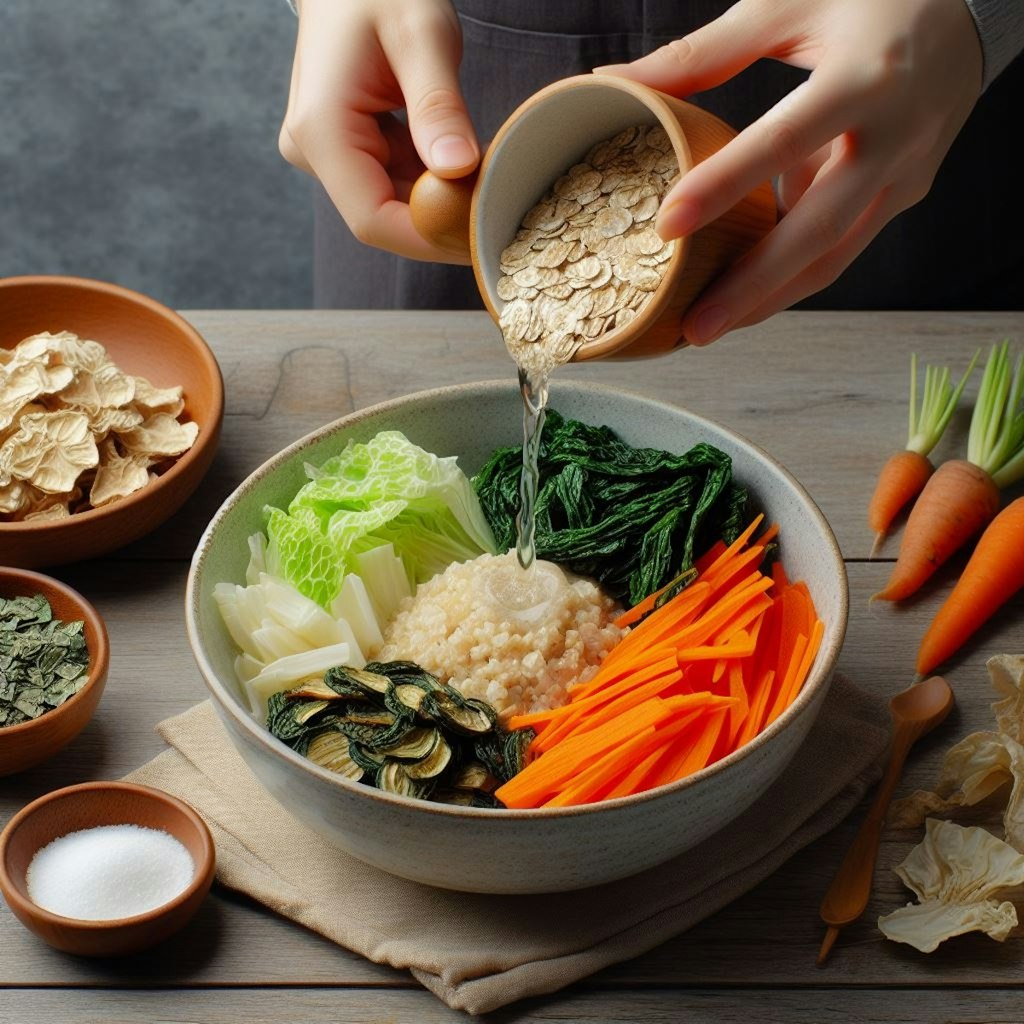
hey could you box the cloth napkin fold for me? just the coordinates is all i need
[127,675,889,1015]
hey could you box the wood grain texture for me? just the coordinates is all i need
[102,309,1024,563]
[2,310,1024,1019]
[3,987,1024,1023]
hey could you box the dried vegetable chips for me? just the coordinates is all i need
[266,661,529,806]
[0,594,90,728]
[0,330,198,520]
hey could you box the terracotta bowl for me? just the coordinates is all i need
[0,782,215,956]
[0,274,224,568]
[410,74,776,360]
[0,567,109,776]
[187,381,848,894]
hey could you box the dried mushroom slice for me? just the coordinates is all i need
[306,730,364,781]
[131,375,185,415]
[989,653,1024,742]
[118,412,199,458]
[57,361,135,411]
[87,404,145,438]
[2,410,99,494]
[879,820,1024,952]
[0,361,75,431]
[89,442,152,507]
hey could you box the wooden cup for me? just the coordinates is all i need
[410,74,776,361]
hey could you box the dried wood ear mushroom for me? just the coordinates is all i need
[497,124,679,373]
[0,331,199,520]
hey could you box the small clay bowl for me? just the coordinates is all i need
[0,274,224,568]
[0,781,216,956]
[0,567,109,777]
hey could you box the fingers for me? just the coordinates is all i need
[302,107,470,263]
[595,0,789,97]
[656,71,869,240]
[681,144,887,344]
[383,12,479,178]
[730,190,901,330]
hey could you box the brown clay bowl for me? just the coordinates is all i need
[0,781,216,956]
[0,274,224,568]
[0,567,109,776]
[410,74,776,360]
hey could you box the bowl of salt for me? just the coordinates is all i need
[0,781,215,956]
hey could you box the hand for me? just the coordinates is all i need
[599,0,983,345]
[279,0,479,263]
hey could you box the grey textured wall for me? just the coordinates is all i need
[1,0,311,309]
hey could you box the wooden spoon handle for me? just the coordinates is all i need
[819,727,914,926]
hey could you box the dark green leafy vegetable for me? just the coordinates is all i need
[0,594,90,729]
[266,661,528,806]
[472,409,748,605]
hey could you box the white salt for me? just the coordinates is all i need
[26,824,195,921]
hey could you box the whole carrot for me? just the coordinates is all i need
[875,342,1024,602]
[868,352,977,556]
[917,498,1024,676]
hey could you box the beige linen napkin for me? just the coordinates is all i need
[127,675,888,1015]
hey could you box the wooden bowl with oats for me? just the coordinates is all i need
[0,275,223,568]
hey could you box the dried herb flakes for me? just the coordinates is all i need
[0,593,90,728]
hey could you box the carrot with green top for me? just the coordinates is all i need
[868,351,978,555]
[876,343,1022,602]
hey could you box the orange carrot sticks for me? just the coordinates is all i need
[917,497,1024,675]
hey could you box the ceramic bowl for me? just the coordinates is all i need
[0,567,110,776]
[0,781,216,956]
[187,380,847,894]
[0,274,224,568]
[409,74,776,360]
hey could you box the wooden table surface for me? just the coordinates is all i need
[3,310,1024,1023]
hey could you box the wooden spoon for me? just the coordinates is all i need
[817,674,955,965]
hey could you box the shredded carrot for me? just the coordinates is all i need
[496,518,824,808]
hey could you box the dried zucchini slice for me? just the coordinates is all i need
[285,677,351,702]
[387,682,429,716]
[450,761,498,793]
[377,726,438,760]
[405,734,453,779]
[426,692,496,735]
[434,789,502,808]
[349,741,385,774]
[326,665,392,698]
[377,760,433,799]
[306,731,364,781]
[293,699,331,726]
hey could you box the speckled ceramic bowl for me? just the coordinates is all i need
[186,381,847,894]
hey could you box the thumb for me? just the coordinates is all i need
[387,21,479,178]
[595,0,782,97]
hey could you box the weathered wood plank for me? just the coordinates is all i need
[102,309,1022,565]
[2,561,1021,988]
[2,986,1023,1023]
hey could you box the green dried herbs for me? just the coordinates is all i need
[0,594,90,728]
[266,660,532,807]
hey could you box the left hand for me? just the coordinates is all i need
[598,0,983,345]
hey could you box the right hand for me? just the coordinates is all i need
[279,0,479,263]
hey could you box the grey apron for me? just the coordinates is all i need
[313,1,1022,311]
